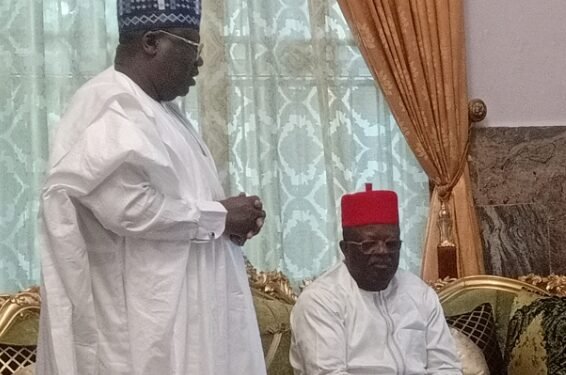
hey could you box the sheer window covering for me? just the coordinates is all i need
[0,0,428,291]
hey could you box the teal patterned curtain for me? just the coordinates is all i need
[0,0,119,292]
[0,0,428,291]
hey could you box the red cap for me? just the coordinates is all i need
[341,183,399,227]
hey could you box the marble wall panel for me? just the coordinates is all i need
[549,216,566,275]
[476,204,550,277]
[469,126,566,277]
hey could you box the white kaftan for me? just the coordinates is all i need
[37,68,266,375]
[290,262,462,375]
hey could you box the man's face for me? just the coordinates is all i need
[340,224,401,292]
[152,28,203,101]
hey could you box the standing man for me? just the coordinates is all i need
[37,1,267,374]
[290,184,462,374]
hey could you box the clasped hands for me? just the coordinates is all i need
[219,193,266,246]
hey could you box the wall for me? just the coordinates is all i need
[464,1,566,277]
[465,0,566,128]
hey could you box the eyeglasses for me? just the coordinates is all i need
[156,30,203,59]
[344,239,402,254]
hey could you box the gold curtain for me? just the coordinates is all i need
[337,0,484,280]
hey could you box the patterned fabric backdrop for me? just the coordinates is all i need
[199,0,430,283]
[0,0,120,292]
[0,0,428,291]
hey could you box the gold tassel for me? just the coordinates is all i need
[437,201,458,278]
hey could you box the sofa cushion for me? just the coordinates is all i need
[446,303,505,375]
[449,327,489,375]
[12,364,34,375]
[0,343,36,375]
[252,292,294,375]
[505,295,566,375]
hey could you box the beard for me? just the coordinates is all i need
[348,265,396,292]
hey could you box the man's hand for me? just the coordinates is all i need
[219,193,266,246]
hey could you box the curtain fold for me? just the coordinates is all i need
[337,0,484,280]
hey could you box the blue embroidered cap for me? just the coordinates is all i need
[117,0,201,34]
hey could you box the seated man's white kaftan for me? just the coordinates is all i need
[290,262,462,375]
[37,68,266,375]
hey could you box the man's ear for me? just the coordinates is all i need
[339,240,347,255]
[141,31,159,56]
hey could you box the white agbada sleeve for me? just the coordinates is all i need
[46,100,227,242]
[290,287,348,375]
[423,288,463,374]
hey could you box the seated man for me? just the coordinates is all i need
[290,184,462,374]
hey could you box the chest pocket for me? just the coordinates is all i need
[396,328,427,371]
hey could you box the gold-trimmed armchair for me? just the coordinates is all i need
[247,262,297,374]
[433,275,551,349]
[0,287,40,375]
[431,274,566,375]
[0,287,40,346]
[2,272,566,375]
